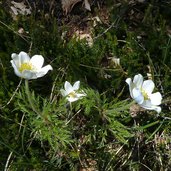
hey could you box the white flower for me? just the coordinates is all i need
[11,51,53,79]
[60,81,86,102]
[126,74,162,113]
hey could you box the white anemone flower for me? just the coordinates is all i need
[60,81,86,102]
[11,51,53,79]
[126,74,162,113]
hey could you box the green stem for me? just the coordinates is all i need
[69,102,72,111]
[65,102,73,124]
[25,79,41,116]
[68,102,72,119]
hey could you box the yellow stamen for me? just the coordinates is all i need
[19,62,33,73]
[141,89,149,100]
[68,91,77,98]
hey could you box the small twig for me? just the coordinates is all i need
[65,109,82,125]
[80,63,123,72]
[161,116,171,120]
[117,39,130,44]
[0,20,30,43]
[0,79,22,109]
[106,140,128,170]
[50,74,58,102]
[24,131,38,155]
[93,17,121,40]
[28,41,33,55]
[121,139,137,167]
[4,151,13,171]
[18,113,25,136]
[50,65,68,103]
[0,58,4,68]
[4,112,25,171]
[133,37,146,51]
[138,162,153,171]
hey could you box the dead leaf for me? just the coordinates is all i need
[61,0,91,14]
[130,104,145,117]
[61,0,82,15]
[137,0,145,2]
[84,0,91,11]
[73,30,93,47]
[91,16,101,27]
[10,1,31,16]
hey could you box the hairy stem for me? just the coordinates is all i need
[25,79,41,116]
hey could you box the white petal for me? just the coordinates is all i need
[67,96,79,102]
[133,74,143,89]
[140,100,161,113]
[19,51,30,64]
[73,81,80,90]
[132,88,144,104]
[140,100,152,108]
[22,70,35,80]
[150,92,162,105]
[126,78,134,98]
[142,80,154,94]
[66,91,86,102]
[60,89,67,97]
[30,55,44,69]
[125,78,131,85]
[11,60,23,78]
[11,53,20,67]
[154,106,161,113]
[11,53,17,59]
[64,81,74,94]
[76,93,86,97]
[36,65,53,78]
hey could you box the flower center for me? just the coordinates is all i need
[68,91,77,98]
[141,89,149,100]
[19,62,33,73]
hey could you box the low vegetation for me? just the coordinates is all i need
[0,1,171,170]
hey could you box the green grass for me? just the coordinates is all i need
[0,1,171,170]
